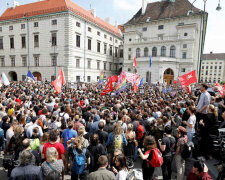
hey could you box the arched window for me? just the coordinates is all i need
[136,48,140,57]
[161,46,166,57]
[144,47,149,57]
[170,45,176,57]
[152,47,157,57]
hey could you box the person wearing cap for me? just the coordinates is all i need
[175,126,188,180]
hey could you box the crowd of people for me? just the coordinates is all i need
[0,81,223,180]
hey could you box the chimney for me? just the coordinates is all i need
[90,8,96,18]
[142,0,147,15]
[12,0,19,9]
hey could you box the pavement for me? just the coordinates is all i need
[0,151,219,180]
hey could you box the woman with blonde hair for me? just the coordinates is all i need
[68,137,91,180]
[77,126,89,149]
[106,122,127,154]
[41,147,64,179]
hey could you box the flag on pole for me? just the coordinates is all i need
[149,56,152,67]
[216,83,224,96]
[133,75,141,93]
[133,56,136,68]
[98,71,104,88]
[178,70,197,87]
[1,72,10,86]
[101,76,113,96]
[111,75,118,83]
[26,70,35,82]
[138,78,143,87]
[116,72,126,94]
[52,68,65,93]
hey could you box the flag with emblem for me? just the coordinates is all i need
[178,70,197,87]
[52,68,65,93]
[216,83,224,96]
[101,76,113,96]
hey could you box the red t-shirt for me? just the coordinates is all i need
[42,142,65,160]
[15,98,22,105]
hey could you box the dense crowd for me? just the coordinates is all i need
[0,81,224,180]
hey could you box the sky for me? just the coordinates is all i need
[0,0,224,53]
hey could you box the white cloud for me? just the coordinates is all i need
[113,0,141,11]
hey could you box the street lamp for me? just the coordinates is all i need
[190,0,222,83]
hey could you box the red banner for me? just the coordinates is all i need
[101,77,113,96]
[216,83,224,96]
[111,75,118,83]
[178,70,197,87]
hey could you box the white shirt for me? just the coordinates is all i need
[116,169,128,180]
[6,129,14,142]
[186,115,196,133]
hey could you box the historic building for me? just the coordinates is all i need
[201,52,225,83]
[122,0,207,84]
[0,0,122,82]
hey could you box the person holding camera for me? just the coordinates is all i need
[158,125,176,180]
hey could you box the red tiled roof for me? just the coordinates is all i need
[0,0,121,37]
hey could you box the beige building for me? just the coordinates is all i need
[122,0,207,84]
[201,53,225,83]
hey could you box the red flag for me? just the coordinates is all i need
[52,68,65,93]
[178,70,197,87]
[133,56,136,68]
[187,85,191,95]
[101,77,113,96]
[111,75,118,83]
[174,80,178,84]
[216,83,224,96]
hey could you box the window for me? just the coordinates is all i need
[128,55,131,60]
[34,22,38,27]
[97,31,100,36]
[219,66,222,69]
[104,34,107,39]
[76,76,80,82]
[10,37,14,49]
[9,26,13,30]
[52,20,57,25]
[76,35,80,47]
[87,76,91,82]
[182,52,187,59]
[202,66,204,69]
[0,27,2,32]
[34,35,39,47]
[128,68,131,72]
[22,56,27,67]
[129,48,131,52]
[206,70,208,75]
[144,47,149,57]
[110,63,112,71]
[136,48,140,57]
[115,47,118,57]
[206,66,208,69]
[115,40,118,43]
[88,27,92,32]
[161,46,166,57]
[34,56,39,67]
[210,66,213,69]
[181,68,186,72]
[104,62,106,70]
[51,55,57,66]
[52,33,57,46]
[170,45,176,57]
[11,57,15,67]
[97,61,100,70]
[152,47,157,57]
[158,25,164,30]
[184,32,188,36]
[97,42,101,53]
[215,66,217,69]
[88,60,91,69]
[76,59,80,68]
[87,39,91,50]
[0,38,3,49]
[183,44,187,48]
[0,57,5,67]
[76,22,80,27]
[143,27,147,32]
[120,49,123,58]
[129,38,132,42]
[110,46,112,56]
[21,24,25,29]
[104,44,107,54]
[110,37,112,41]
[21,36,26,48]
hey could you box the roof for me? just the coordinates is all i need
[125,0,203,26]
[0,0,121,37]
[202,53,225,60]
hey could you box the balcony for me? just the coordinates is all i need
[136,56,193,64]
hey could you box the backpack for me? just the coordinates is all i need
[114,134,123,150]
[72,149,86,175]
[136,121,144,140]
[181,141,194,160]
[145,148,163,168]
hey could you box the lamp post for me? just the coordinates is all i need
[194,0,222,83]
